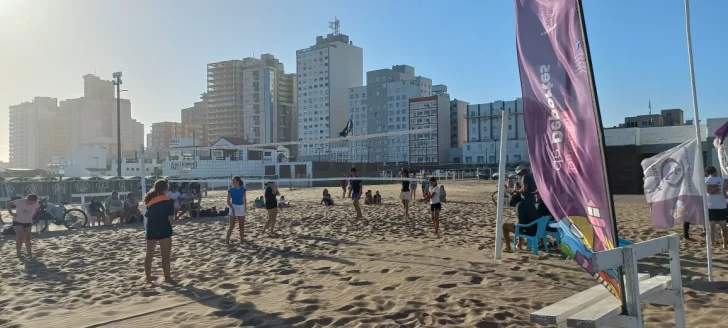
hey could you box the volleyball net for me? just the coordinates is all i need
[151,129,494,193]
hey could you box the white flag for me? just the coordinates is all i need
[641,138,706,228]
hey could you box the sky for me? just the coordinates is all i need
[1,0,727,163]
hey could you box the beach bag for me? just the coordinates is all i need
[1,226,15,235]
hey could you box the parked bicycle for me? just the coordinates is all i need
[33,198,89,232]
[491,179,521,205]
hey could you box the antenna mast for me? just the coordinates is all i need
[329,17,341,36]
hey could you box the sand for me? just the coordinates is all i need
[0,180,726,327]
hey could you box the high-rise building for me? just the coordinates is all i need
[461,98,528,164]
[296,23,363,159]
[408,94,450,164]
[450,99,469,148]
[181,93,209,145]
[348,65,432,162]
[206,55,295,146]
[60,74,143,158]
[8,97,62,169]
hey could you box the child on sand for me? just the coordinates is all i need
[364,190,374,205]
[143,179,175,284]
[350,168,363,219]
[6,194,39,260]
[401,169,411,220]
[88,197,106,226]
[322,189,334,206]
[261,182,280,236]
[226,176,247,244]
[279,196,289,207]
[374,191,382,204]
[426,177,442,235]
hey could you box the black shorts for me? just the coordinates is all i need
[266,202,278,210]
[146,219,173,240]
[708,208,728,222]
[431,203,442,211]
[12,221,32,228]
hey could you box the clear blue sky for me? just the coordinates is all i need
[1,0,726,162]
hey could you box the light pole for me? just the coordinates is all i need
[112,72,123,177]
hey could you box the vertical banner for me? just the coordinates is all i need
[515,0,621,298]
[642,139,706,228]
[715,121,728,177]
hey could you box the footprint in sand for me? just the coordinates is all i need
[437,283,458,289]
[470,276,484,284]
[405,276,422,282]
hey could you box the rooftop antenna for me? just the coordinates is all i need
[329,17,341,36]
[648,98,652,115]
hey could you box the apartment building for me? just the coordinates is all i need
[147,122,205,151]
[461,98,528,164]
[296,30,363,159]
[408,94,450,164]
[8,97,62,169]
[206,55,296,146]
[181,93,209,145]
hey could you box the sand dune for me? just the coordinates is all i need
[0,180,726,327]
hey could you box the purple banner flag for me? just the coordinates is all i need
[715,121,728,177]
[515,0,621,298]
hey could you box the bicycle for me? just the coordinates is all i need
[33,198,89,232]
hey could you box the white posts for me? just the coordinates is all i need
[684,0,713,281]
[494,108,509,259]
[139,144,147,221]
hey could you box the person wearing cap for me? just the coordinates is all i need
[514,166,537,204]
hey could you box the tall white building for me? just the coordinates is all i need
[461,98,529,164]
[348,65,432,163]
[296,27,363,160]
[408,94,451,164]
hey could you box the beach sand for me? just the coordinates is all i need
[0,180,726,327]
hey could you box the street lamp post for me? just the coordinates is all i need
[112,72,123,178]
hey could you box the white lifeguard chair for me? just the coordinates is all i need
[531,234,686,328]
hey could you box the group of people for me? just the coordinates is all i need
[87,191,142,226]
[498,166,554,252]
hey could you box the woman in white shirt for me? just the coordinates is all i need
[705,166,728,248]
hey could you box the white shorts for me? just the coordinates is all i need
[231,204,245,217]
[400,191,411,200]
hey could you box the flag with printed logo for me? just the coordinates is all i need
[715,121,728,177]
[641,139,706,228]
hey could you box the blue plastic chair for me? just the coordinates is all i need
[545,217,561,244]
[514,216,551,255]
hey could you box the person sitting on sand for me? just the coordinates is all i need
[439,185,447,202]
[321,189,334,206]
[88,196,106,226]
[373,191,382,205]
[6,194,39,260]
[105,190,125,225]
[254,196,265,208]
[176,188,199,219]
[364,190,374,205]
[278,195,290,207]
[143,179,176,284]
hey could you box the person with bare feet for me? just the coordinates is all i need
[6,194,39,260]
[350,167,363,220]
[705,166,728,247]
[143,179,176,284]
[340,174,348,199]
[261,182,279,236]
[400,170,411,220]
[502,197,540,252]
[426,177,442,236]
[226,176,247,244]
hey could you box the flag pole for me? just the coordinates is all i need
[575,0,627,312]
[494,107,509,259]
[684,0,713,282]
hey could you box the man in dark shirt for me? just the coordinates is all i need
[516,166,537,204]
[350,167,363,219]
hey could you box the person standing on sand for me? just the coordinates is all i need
[704,166,728,247]
[410,173,417,201]
[6,194,39,260]
[400,169,411,220]
[426,177,442,235]
[340,174,348,199]
[350,168,363,219]
[143,179,175,284]
[261,182,280,236]
[226,176,247,244]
